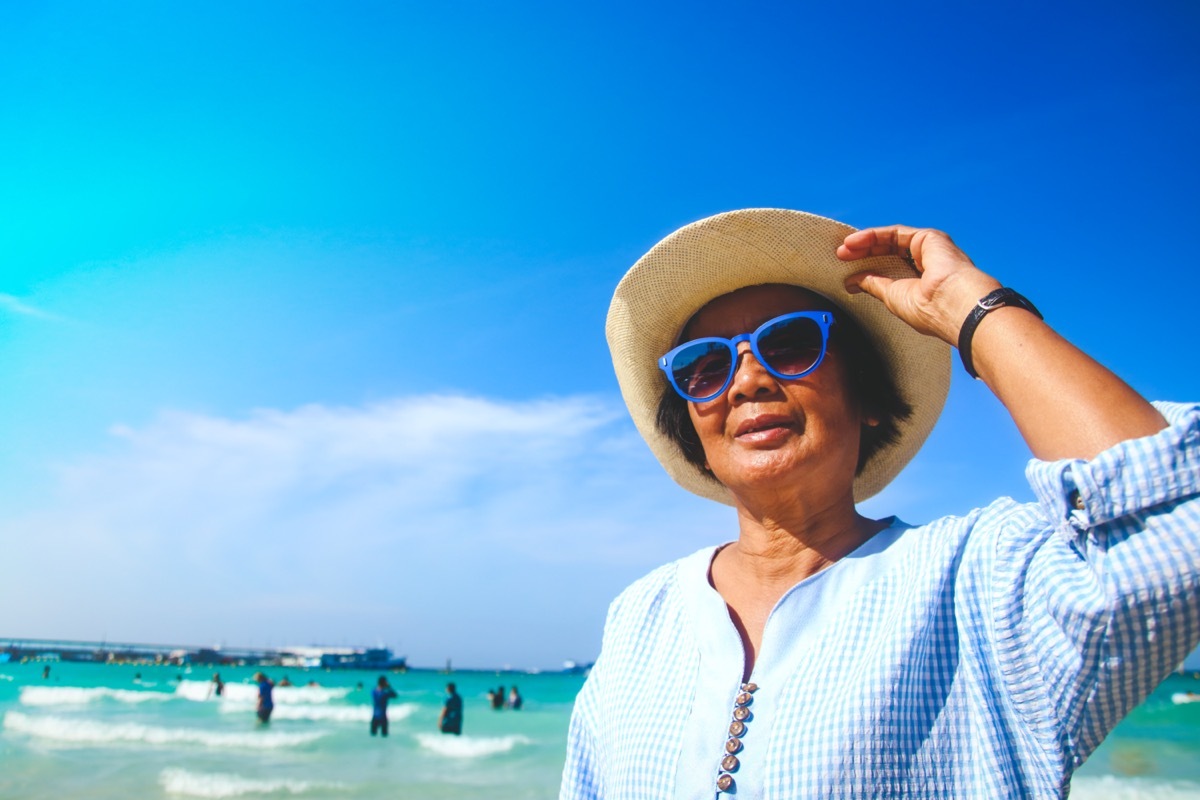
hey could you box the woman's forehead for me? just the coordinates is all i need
[683,284,827,338]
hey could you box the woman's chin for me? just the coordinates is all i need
[714,447,856,500]
[720,459,818,493]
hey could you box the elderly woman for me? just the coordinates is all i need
[560,209,1200,799]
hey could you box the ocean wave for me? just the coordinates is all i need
[217,701,418,723]
[159,767,346,797]
[272,685,353,703]
[414,732,531,758]
[175,680,350,704]
[3,711,325,749]
[20,686,173,706]
[156,767,343,796]
[174,680,240,703]
[1072,776,1200,800]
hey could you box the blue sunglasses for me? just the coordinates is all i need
[658,311,835,402]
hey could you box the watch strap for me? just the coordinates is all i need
[957,288,1043,379]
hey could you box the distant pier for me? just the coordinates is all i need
[0,637,406,670]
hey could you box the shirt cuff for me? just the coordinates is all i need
[1026,401,1200,529]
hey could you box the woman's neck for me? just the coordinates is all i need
[726,489,879,588]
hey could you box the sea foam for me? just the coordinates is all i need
[218,701,418,723]
[3,711,325,749]
[1072,775,1200,800]
[20,685,172,706]
[174,680,350,704]
[271,684,353,703]
[159,767,345,797]
[414,732,531,758]
[173,680,228,703]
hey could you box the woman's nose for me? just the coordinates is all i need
[729,343,778,399]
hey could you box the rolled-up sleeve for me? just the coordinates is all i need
[1020,401,1200,766]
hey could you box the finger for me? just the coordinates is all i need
[844,270,895,300]
[837,225,922,260]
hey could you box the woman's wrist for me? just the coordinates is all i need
[957,288,1043,378]
[930,270,1002,345]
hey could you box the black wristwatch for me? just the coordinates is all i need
[957,288,1043,379]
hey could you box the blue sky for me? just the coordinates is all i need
[2,1,1198,669]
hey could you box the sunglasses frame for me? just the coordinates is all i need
[658,310,835,402]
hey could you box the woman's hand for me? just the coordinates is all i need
[836,225,1000,346]
[836,224,1164,461]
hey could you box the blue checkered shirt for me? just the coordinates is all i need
[561,402,1200,799]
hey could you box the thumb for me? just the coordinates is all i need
[845,271,894,301]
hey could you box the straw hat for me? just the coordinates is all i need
[606,208,950,504]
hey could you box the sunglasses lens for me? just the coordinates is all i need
[670,342,732,400]
[757,315,824,376]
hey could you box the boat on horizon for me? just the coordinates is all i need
[279,645,408,671]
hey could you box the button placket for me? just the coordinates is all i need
[715,682,757,793]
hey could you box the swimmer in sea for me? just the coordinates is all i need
[439,682,463,735]
[253,672,274,724]
[370,676,399,737]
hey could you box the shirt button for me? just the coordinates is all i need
[725,736,743,754]
[741,682,758,693]
[729,719,746,737]
[732,706,751,722]
[716,773,735,792]
[735,691,753,706]
[721,754,740,772]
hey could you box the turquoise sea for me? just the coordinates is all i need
[1,661,1198,798]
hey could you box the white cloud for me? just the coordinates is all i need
[0,394,728,668]
[0,293,62,321]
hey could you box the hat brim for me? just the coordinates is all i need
[606,208,950,505]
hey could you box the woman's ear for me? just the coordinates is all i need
[850,382,880,429]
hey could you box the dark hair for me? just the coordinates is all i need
[655,299,912,480]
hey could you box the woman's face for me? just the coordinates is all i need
[683,285,866,502]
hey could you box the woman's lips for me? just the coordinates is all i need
[734,414,794,441]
